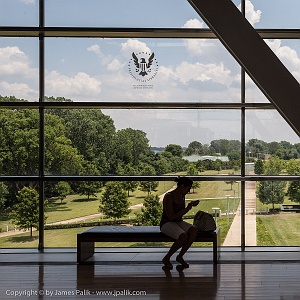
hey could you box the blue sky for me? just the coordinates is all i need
[0,0,299,146]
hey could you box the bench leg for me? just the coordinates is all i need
[77,241,95,264]
[213,231,221,264]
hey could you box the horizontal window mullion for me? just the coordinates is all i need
[0,102,274,109]
[1,175,299,182]
[0,27,299,39]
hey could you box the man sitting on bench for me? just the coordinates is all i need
[160,176,200,269]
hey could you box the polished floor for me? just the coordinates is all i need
[1,247,299,300]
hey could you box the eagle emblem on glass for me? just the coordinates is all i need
[128,52,158,82]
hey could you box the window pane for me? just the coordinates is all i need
[0,0,38,26]
[44,108,241,176]
[0,108,39,176]
[245,39,299,103]
[246,110,299,162]
[45,0,203,27]
[255,180,299,246]
[266,39,300,83]
[45,38,239,103]
[249,0,300,29]
[0,182,41,249]
[0,38,39,102]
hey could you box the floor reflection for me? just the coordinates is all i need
[1,261,298,300]
[76,264,219,299]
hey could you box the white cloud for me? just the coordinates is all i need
[107,58,124,72]
[157,66,176,81]
[20,0,35,4]
[45,71,101,100]
[182,19,215,56]
[87,44,102,56]
[174,61,231,85]
[0,81,37,99]
[0,46,38,100]
[0,46,35,77]
[182,18,204,29]
[266,40,300,81]
[120,39,151,58]
[238,0,261,26]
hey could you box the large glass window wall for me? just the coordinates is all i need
[0,0,299,249]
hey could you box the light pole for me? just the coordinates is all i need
[226,194,231,225]
[233,189,236,214]
[212,207,220,226]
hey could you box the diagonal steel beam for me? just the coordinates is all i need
[188,0,300,136]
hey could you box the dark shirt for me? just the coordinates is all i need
[160,192,185,228]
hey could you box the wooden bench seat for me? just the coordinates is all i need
[77,226,221,264]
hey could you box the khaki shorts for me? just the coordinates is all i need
[161,221,193,240]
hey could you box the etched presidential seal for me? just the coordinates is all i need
[128,51,158,82]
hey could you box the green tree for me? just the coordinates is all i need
[161,151,187,172]
[268,141,280,155]
[256,181,286,211]
[213,159,222,173]
[0,107,85,204]
[287,179,300,204]
[247,139,267,158]
[10,187,45,237]
[115,128,151,167]
[0,108,39,176]
[254,159,264,175]
[186,163,201,192]
[185,141,203,156]
[99,182,130,222]
[256,156,286,211]
[45,113,84,175]
[47,104,115,174]
[139,165,159,195]
[164,144,183,157]
[225,172,236,190]
[210,139,240,155]
[136,194,162,226]
[286,160,300,204]
[153,154,171,175]
[286,159,300,175]
[77,163,102,200]
[265,156,285,175]
[117,164,139,197]
[0,182,9,210]
[195,160,205,173]
[77,181,101,200]
[55,182,72,204]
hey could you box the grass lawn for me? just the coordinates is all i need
[0,175,240,232]
[256,213,300,246]
[46,195,100,224]
[0,227,87,248]
[0,214,232,248]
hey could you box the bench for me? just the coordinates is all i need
[77,225,221,264]
[280,204,300,212]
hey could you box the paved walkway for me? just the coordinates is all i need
[223,181,257,246]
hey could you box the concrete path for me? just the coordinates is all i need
[223,181,257,246]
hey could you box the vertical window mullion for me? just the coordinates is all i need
[38,0,45,252]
